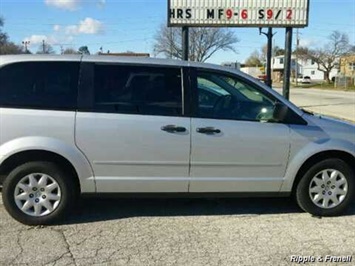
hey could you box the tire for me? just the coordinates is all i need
[2,161,77,225]
[296,158,354,216]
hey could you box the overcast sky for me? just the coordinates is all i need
[1,0,354,64]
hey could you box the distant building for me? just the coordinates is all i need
[98,52,150,57]
[221,62,241,70]
[240,67,262,78]
[271,55,299,82]
[298,58,338,81]
[339,54,355,77]
[271,55,338,82]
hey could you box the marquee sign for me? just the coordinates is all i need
[168,0,309,28]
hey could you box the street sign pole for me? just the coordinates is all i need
[283,27,293,100]
[266,28,273,88]
[260,27,275,87]
[182,26,189,61]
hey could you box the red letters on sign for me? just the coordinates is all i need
[241,9,248,19]
[226,9,233,19]
[286,9,292,20]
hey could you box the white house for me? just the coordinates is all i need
[272,55,298,72]
[271,55,338,82]
[271,55,298,82]
[299,59,338,81]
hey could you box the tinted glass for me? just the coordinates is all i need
[0,62,79,110]
[197,71,276,122]
[94,65,182,116]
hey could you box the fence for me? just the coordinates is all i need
[334,76,355,88]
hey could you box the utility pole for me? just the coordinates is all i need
[283,27,293,100]
[259,27,276,88]
[169,27,173,59]
[42,40,46,54]
[295,29,300,86]
[182,26,189,61]
[22,41,30,53]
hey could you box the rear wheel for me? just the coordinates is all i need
[2,161,77,225]
[296,158,354,216]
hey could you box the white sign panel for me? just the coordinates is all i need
[168,0,309,28]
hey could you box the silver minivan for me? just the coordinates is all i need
[0,55,354,225]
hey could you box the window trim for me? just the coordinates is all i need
[181,67,192,116]
[78,62,189,118]
[190,67,307,125]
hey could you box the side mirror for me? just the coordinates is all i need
[273,102,289,122]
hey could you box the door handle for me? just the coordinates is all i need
[196,127,221,134]
[161,125,187,133]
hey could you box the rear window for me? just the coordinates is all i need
[0,62,79,110]
[93,64,183,116]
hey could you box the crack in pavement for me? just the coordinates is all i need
[48,229,77,266]
[9,230,24,266]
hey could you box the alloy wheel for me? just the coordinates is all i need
[14,173,61,217]
[309,169,348,209]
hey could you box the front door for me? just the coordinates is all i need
[189,70,290,192]
[76,63,190,193]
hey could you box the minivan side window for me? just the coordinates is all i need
[196,71,276,122]
[0,62,79,110]
[93,65,183,116]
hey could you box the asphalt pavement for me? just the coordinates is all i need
[274,88,355,122]
[1,195,355,265]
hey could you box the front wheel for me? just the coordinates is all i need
[296,158,354,216]
[2,161,77,225]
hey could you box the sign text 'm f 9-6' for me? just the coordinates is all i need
[168,0,309,28]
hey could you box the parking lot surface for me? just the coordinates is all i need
[1,195,354,266]
[274,88,355,122]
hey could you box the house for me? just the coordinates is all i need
[298,58,338,81]
[339,54,355,77]
[271,55,338,82]
[271,55,299,82]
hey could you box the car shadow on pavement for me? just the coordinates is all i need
[61,197,355,225]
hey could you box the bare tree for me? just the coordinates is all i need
[0,42,23,55]
[261,45,284,59]
[36,43,55,54]
[251,45,285,65]
[0,17,8,45]
[297,31,351,83]
[0,17,23,54]
[245,50,263,67]
[153,25,239,62]
[63,48,79,54]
